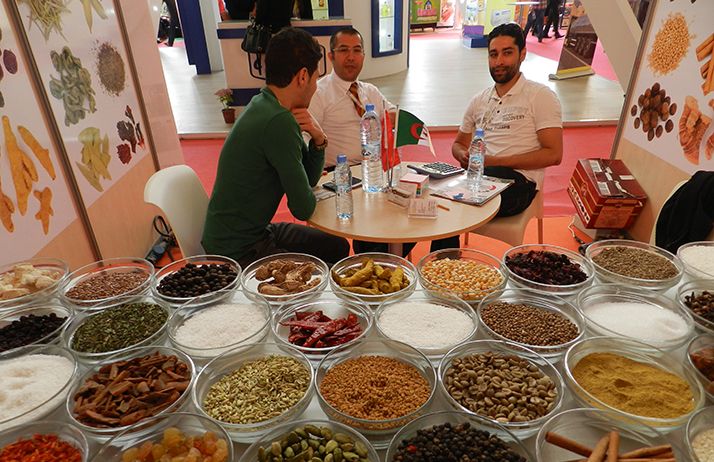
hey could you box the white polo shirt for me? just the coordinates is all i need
[459,74,562,189]
[309,71,394,167]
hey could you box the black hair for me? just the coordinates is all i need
[265,27,322,88]
[329,26,363,52]
[487,23,526,52]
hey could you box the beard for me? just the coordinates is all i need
[489,64,519,84]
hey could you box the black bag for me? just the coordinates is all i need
[241,18,271,54]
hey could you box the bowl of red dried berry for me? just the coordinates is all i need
[503,244,594,298]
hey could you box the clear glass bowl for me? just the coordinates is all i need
[686,333,714,403]
[62,295,170,365]
[477,289,586,363]
[686,405,714,462]
[503,244,594,297]
[416,248,508,304]
[577,284,694,351]
[241,253,328,306]
[239,419,380,462]
[0,257,69,313]
[330,252,417,307]
[315,338,437,449]
[66,345,195,441]
[167,288,271,364]
[384,410,533,461]
[61,257,154,310]
[0,344,78,432]
[677,241,714,281]
[0,302,72,354]
[585,239,683,291]
[272,296,372,365]
[438,339,565,439]
[0,420,89,462]
[677,279,714,335]
[91,412,234,462]
[152,255,241,309]
[375,290,477,360]
[563,336,704,431]
[192,342,315,443]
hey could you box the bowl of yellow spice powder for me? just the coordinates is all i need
[564,336,704,432]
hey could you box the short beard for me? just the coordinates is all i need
[489,66,518,84]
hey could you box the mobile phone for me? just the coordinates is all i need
[323,176,362,192]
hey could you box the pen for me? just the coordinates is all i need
[437,204,450,211]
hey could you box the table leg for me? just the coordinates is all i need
[388,242,403,256]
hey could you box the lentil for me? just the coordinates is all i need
[320,355,431,420]
[66,270,148,300]
[174,302,267,350]
[421,258,503,300]
[481,302,578,346]
[256,424,371,462]
[96,42,125,96]
[505,250,587,285]
[157,263,237,298]
[693,428,714,461]
[679,245,714,277]
[444,352,557,423]
[647,12,690,76]
[377,301,474,349]
[583,301,689,344]
[591,246,678,280]
[203,355,310,424]
[684,290,714,322]
[391,421,526,462]
[0,434,82,462]
[121,427,229,462]
[0,313,66,352]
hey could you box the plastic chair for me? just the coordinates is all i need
[144,165,208,257]
[464,191,544,247]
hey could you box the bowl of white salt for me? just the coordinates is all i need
[678,241,714,281]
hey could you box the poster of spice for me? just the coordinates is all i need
[13,0,150,205]
[621,0,713,174]
[0,5,80,261]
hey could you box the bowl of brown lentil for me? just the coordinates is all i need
[315,338,437,449]
[585,240,683,291]
[416,248,507,304]
[241,253,329,306]
[0,257,69,313]
[678,279,714,335]
[677,241,714,281]
[192,341,315,443]
[686,333,714,403]
[686,405,714,462]
[0,302,72,354]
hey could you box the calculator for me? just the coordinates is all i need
[407,162,465,179]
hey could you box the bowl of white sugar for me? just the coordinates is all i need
[678,241,714,281]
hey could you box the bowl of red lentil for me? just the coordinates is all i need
[315,338,437,449]
[677,279,714,335]
[585,240,683,292]
[416,248,507,304]
[685,333,714,403]
[677,241,714,281]
[0,257,69,313]
[241,253,328,306]
[0,420,88,462]
[686,404,714,462]
[0,302,72,354]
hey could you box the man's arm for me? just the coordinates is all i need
[451,130,472,169]
[485,127,563,169]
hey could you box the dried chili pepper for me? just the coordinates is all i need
[303,318,346,347]
[282,310,362,348]
[0,434,82,462]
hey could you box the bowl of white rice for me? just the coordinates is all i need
[678,241,714,281]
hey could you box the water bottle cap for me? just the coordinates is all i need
[336,154,347,164]
[475,128,485,137]
[365,104,375,112]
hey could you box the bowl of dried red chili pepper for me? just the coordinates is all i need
[330,253,417,307]
[0,420,88,462]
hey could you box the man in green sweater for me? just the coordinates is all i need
[202,27,350,266]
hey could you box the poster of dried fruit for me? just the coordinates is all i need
[14,0,150,203]
[0,5,80,261]
[621,0,713,173]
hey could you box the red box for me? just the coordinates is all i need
[567,159,647,229]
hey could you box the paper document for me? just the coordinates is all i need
[430,174,514,206]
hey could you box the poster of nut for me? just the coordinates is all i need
[13,0,150,204]
[621,0,713,173]
[0,5,80,260]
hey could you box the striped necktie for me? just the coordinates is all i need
[349,82,365,117]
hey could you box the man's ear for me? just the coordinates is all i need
[520,47,527,63]
[296,67,309,87]
[328,50,335,63]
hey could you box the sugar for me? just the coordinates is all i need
[680,245,714,277]
[174,302,267,350]
[584,301,689,344]
[378,301,474,349]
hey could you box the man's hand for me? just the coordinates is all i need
[451,130,472,169]
[292,108,326,146]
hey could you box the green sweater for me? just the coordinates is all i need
[202,88,325,260]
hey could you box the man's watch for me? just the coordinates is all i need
[311,134,328,151]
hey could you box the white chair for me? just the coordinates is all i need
[144,165,209,257]
[465,191,544,247]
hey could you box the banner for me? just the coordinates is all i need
[437,0,455,27]
[411,0,441,25]
[549,0,597,81]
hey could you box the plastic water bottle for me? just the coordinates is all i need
[467,128,486,196]
[360,104,385,193]
[334,154,353,220]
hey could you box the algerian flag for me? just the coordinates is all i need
[395,109,436,156]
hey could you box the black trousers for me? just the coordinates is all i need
[540,0,562,38]
[524,9,545,37]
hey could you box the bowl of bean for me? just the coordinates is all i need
[91,412,232,462]
[416,248,507,304]
[315,338,437,449]
[152,255,241,309]
[677,241,714,281]
[686,405,714,462]
[241,253,329,306]
[0,420,89,462]
[678,279,714,334]
[192,341,315,443]
[563,336,704,432]
[0,302,72,354]
[384,410,532,462]
[438,339,565,439]
[61,257,154,310]
[238,419,380,462]
[477,289,585,363]
[577,285,694,351]
[62,295,170,365]
[686,334,714,403]
[330,253,417,307]
[585,240,683,292]
[503,244,594,297]
[66,345,195,441]
[0,257,69,313]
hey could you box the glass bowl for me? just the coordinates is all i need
[0,302,72,354]
[61,257,154,310]
[585,239,683,291]
[385,410,532,461]
[577,284,694,351]
[686,405,714,462]
[438,339,565,439]
[271,296,372,365]
[416,248,508,304]
[241,253,328,306]
[315,338,437,449]
[91,412,233,461]
[477,289,586,363]
[686,334,714,403]
[0,257,69,312]
[503,244,594,297]
[192,341,315,443]
[62,295,170,365]
[375,290,477,360]
[0,420,89,462]
[677,241,714,281]
[167,288,271,365]
[66,345,195,441]
[330,252,417,307]
[152,255,241,309]
[563,336,704,432]
[0,344,78,432]
[239,419,380,462]
[677,279,714,335]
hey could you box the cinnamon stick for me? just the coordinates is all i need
[620,444,672,458]
[705,55,714,94]
[607,431,620,462]
[702,59,711,79]
[696,33,714,55]
[587,434,610,462]
[545,432,593,457]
